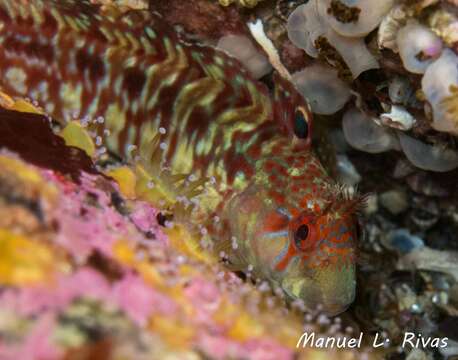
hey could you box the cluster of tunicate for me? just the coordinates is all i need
[379,8,458,135]
[217,35,272,79]
[286,0,388,81]
[333,2,458,172]
[343,106,458,171]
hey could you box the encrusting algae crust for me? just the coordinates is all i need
[0,99,379,359]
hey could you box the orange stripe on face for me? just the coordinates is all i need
[275,242,297,271]
[262,212,289,232]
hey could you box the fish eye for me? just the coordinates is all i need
[294,224,309,250]
[293,108,309,139]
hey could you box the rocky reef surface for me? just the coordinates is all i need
[0,0,457,359]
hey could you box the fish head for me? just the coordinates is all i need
[227,152,363,316]
[264,191,362,315]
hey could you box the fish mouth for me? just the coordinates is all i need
[319,302,351,317]
[281,264,356,316]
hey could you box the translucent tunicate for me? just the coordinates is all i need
[323,0,395,38]
[398,133,458,172]
[396,23,443,74]
[217,35,271,79]
[324,29,379,78]
[421,49,458,135]
[292,64,351,115]
[342,107,399,153]
[286,0,379,78]
[287,1,325,58]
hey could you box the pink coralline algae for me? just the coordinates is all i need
[0,152,319,359]
[113,273,178,326]
[43,172,143,260]
[0,314,63,360]
[198,334,294,360]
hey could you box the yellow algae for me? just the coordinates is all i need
[112,239,137,264]
[106,166,137,199]
[107,162,183,205]
[11,99,44,114]
[0,92,15,109]
[0,155,58,200]
[134,163,175,206]
[59,121,96,158]
[165,225,215,265]
[0,92,43,114]
[113,240,164,287]
[271,320,304,349]
[227,311,264,341]
[178,263,207,279]
[149,316,195,350]
[0,229,66,285]
[213,299,237,324]
[213,300,263,340]
[136,261,166,288]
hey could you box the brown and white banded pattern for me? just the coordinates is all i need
[0,0,276,186]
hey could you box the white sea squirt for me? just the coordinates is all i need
[286,0,325,58]
[396,22,443,74]
[292,64,351,115]
[323,0,395,38]
[286,0,379,79]
[398,133,458,172]
[421,49,458,135]
[343,107,399,153]
[217,34,272,79]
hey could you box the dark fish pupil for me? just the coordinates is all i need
[294,224,309,248]
[294,110,308,139]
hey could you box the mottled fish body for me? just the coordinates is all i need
[0,0,361,314]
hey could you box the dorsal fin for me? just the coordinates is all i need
[1,0,179,56]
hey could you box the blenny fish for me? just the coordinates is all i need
[0,0,362,314]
